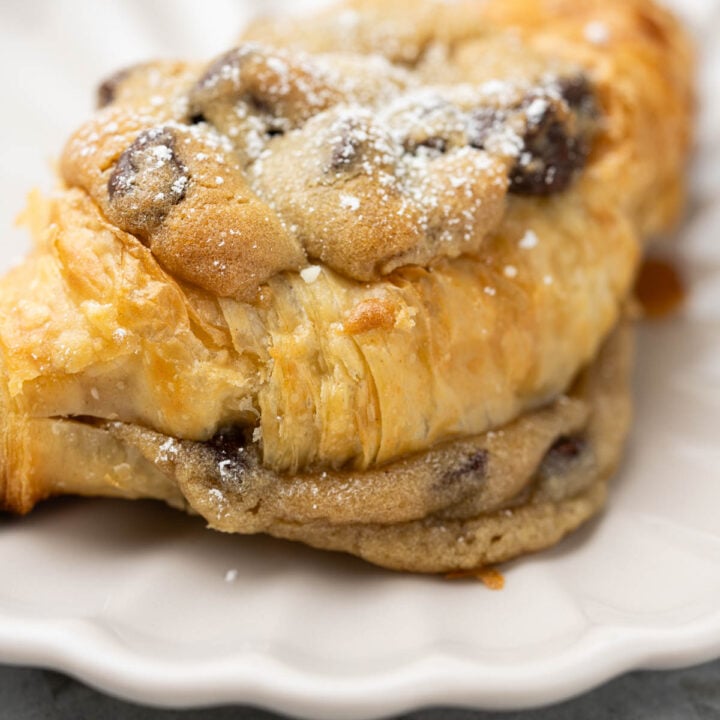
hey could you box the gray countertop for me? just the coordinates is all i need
[1,660,719,720]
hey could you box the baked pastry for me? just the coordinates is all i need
[0,0,692,572]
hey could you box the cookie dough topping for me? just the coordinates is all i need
[61,31,598,300]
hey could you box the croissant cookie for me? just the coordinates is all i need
[0,0,692,572]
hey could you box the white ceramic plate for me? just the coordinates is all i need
[1,2,719,718]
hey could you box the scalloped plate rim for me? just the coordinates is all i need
[0,603,720,718]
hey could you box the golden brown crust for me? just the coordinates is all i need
[343,297,397,334]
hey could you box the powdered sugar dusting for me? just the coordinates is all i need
[207,487,229,518]
[300,265,322,283]
[340,193,361,211]
[519,229,539,249]
[584,21,610,46]
[156,437,180,464]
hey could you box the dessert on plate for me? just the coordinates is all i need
[0,0,693,572]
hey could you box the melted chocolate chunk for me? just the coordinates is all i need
[509,96,589,196]
[107,127,188,237]
[442,449,488,486]
[539,435,587,478]
[193,47,247,97]
[189,47,270,128]
[549,436,586,459]
[96,67,132,109]
[402,101,457,155]
[469,76,597,196]
[558,76,596,114]
[209,427,251,461]
[189,46,305,132]
[404,135,448,155]
[207,427,252,486]
[468,106,504,150]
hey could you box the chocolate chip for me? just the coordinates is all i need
[468,107,505,150]
[442,450,488,486]
[208,426,252,487]
[539,435,588,479]
[107,127,188,237]
[557,76,595,113]
[536,433,593,490]
[404,135,448,154]
[549,436,586,459]
[468,77,597,196]
[96,67,132,109]
[194,47,247,97]
[423,136,448,153]
[189,47,271,126]
[509,97,589,196]
[189,45,320,134]
[209,426,250,461]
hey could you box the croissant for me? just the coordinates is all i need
[0,0,692,572]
